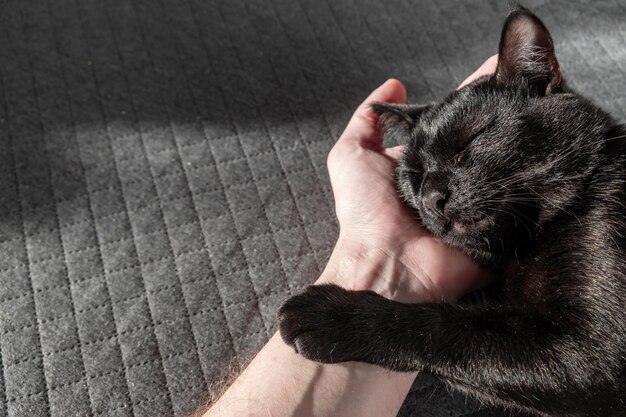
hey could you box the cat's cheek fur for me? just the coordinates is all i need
[395,163,421,211]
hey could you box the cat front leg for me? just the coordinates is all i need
[278,284,462,370]
[278,284,612,416]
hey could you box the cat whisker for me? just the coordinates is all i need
[526,186,583,225]
[486,204,538,240]
[605,133,626,142]
[397,166,422,175]
[481,233,492,252]
[481,185,585,226]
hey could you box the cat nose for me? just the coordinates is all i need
[422,190,449,219]
[421,172,450,219]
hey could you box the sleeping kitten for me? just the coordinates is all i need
[278,7,626,417]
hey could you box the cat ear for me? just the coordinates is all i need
[370,102,428,143]
[495,7,561,94]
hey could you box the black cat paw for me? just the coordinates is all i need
[278,284,384,364]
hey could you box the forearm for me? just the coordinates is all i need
[204,239,422,417]
[207,332,416,417]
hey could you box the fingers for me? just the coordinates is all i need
[336,79,407,150]
[381,144,405,161]
[457,54,498,89]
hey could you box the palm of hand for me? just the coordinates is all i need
[330,142,413,240]
[328,134,483,303]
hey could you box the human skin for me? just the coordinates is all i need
[203,55,498,417]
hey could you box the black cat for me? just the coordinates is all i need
[278,7,626,417]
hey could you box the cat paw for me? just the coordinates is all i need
[277,284,382,364]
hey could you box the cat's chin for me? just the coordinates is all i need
[445,233,499,267]
[426,219,499,267]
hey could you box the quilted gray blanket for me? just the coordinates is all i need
[1,0,624,416]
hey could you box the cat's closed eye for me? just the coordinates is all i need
[451,124,490,165]
[453,150,469,165]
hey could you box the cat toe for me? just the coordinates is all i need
[291,330,342,363]
[277,288,329,348]
[277,284,370,363]
[277,303,308,349]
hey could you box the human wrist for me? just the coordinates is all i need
[315,235,440,303]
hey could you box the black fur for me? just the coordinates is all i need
[278,7,626,417]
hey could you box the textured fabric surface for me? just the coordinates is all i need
[0,0,625,416]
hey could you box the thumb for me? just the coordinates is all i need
[336,79,407,150]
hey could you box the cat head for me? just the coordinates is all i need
[373,7,615,266]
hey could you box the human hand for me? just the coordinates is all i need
[317,55,498,303]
